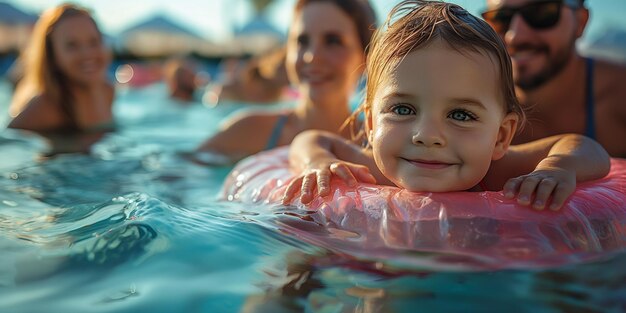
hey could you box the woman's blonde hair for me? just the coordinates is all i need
[346,0,525,143]
[10,3,101,121]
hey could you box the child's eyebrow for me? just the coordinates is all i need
[381,92,413,101]
[449,98,486,110]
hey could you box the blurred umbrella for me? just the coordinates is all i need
[0,2,38,24]
[250,0,274,14]
[115,15,218,57]
[228,0,283,56]
[0,3,37,54]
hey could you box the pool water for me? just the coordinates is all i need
[1,80,625,312]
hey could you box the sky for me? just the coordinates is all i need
[5,0,626,43]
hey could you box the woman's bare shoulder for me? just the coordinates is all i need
[8,94,64,131]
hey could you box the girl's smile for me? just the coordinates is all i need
[369,39,517,192]
[401,158,456,170]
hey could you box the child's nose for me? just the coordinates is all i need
[412,135,444,147]
[412,120,445,147]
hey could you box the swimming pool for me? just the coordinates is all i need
[1,80,625,312]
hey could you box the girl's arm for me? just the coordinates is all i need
[283,130,385,204]
[487,134,611,211]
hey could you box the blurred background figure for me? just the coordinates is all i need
[196,0,377,162]
[7,3,114,134]
[482,0,626,157]
[163,56,202,103]
[203,45,291,106]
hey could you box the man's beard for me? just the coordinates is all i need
[513,40,576,91]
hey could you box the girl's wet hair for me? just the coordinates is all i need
[293,0,378,51]
[347,0,525,142]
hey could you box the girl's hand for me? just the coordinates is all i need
[282,160,376,205]
[502,167,576,211]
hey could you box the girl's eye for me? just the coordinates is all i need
[326,34,343,46]
[448,109,477,121]
[391,105,415,116]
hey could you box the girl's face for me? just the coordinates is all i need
[368,40,517,192]
[51,15,109,85]
[286,2,365,103]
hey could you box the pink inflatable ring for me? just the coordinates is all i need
[221,147,626,270]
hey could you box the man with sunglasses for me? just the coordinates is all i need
[482,0,626,157]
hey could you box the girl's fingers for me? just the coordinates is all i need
[316,169,332,197]
[329,163,358,187]
[300,172,318,204]
[282,177,303,204]
[283,163,376,205]
[548,182,575,211]
[353,166,376,184]
[503,177,523,198]
[532,178,557,210]
[516,176,541,206]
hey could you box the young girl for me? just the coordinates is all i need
[282,0,610,211]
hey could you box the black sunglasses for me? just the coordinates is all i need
[481,0,569,34]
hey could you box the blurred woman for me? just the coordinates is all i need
[196,0,376,162]
[8,3,114,133]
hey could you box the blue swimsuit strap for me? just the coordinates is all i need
[265,114,289,150]
[584,57,596,140]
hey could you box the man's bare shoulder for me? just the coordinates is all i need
[595,58,626,91]
[594,58,626,109]
[592,59,626,157]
